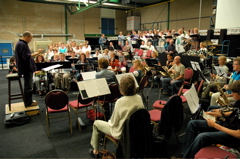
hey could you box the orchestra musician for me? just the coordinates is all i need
[210,57,240,106]
[118,31,125,46]
[89,75,144,158]
[165,39,177,56]
[33,54,48,96]
[132,59,145,83]
[160,56,185,95]
[99,33,107,51]
[175,29,185,53]
[53,53,71,92]
[74,53,90,81]
[182,80,240,158]
[201,56,229,99]
[96,58,115,83]
[109,52,119,74]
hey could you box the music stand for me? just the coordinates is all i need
[145,58,158,67]
[68,58,78,64]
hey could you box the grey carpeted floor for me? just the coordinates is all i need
[0,69,193,158]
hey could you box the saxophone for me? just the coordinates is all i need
[215,81,230,107]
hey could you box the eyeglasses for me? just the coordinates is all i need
[233,64,239,65]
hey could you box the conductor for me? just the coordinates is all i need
[15,31,43,107]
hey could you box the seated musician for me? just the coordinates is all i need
[165,39,177,56]
[202,56,229,99]
[74,53,90,81]
[93,49,103,59]
[33,54,47,95]
[96,58,115,83]
[102,49,110,60]
[132,59,145,83]
[140,40,147,50]
[160,56,185,95]
[54,53,71,92]
[108,42,114,51]
[182,80,240,158]
[89,75,145,158]
[117,51,127,74]
[109,52,119,74]
[116,41,123,51]
[122,40,132,59]
[50,48,59,62]
[9,56,18,73]
[69,51,77,59]
[210,57,240,106]
[82,40,92,54]
[146,41,155,51]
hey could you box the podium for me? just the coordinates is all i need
[5,101,39,116]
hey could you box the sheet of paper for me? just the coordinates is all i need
[183,84,199,114]
[202,111,216,122]
[77,78,110,99]
[190,61,201,71]
[115,73,139,88]
[42,64,62,71]
[81,71,96,80]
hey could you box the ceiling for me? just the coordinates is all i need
[18,0,172,11]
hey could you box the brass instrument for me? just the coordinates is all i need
[215,81,230,107]
[159,66,175,79]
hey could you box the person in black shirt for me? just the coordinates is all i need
[15,31,43,107]
[165,39,177,56]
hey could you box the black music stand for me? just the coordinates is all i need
[68,58,78,64]
[145,58,158,67]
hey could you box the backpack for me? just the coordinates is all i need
[87,109,104,121]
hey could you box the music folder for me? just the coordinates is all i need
[42,64,62,72]
[183,84,200,114]
[115,73,139,88]
[77,78,110,99]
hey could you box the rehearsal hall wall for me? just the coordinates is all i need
[0,0,127,51]
[137,0,213,31]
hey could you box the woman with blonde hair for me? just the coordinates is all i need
[132,59,145,83]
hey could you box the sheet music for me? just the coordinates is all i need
[81,71,96,80]
[42,64,62,71]
[77,78,110,99]
[214,66,228,78]
[190,61,201,71]
[183,84,199,114]
[115,73,139,88]
[202,111,216,122]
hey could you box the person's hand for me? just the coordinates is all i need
[206,119,216,128]
[37,49,44,54]
[170,79,176,84]
[35,71,41,74]
[206,109,222,117]
[223,84,229,90]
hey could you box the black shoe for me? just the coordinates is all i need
[89,149,100,158]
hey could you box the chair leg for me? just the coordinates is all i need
[46,113,50,137]
[75,111,81,131]
[103,135,107,149]
[68,109,72,134]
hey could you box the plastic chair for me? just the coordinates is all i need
[45,90,72,137]
[69,93,94,131]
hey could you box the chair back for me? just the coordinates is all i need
[104,83,121,102]
[184,67,193,84]
[138,75,148,93]
[116,109,152,158]
[158,95,183,140]
[138,50,143,56]
[45,90,69,110]
[129,66,135,73]
[146,50,152,57]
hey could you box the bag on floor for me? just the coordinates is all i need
[99,149,116,159]
[87,109,104,121]
[4,111,30,126]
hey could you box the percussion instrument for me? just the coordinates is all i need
[202,40,213,46]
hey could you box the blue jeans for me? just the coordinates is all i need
[22,72,33,106]
[160,77,183,95]
[182,120,240,158]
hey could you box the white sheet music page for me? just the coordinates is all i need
[202,110,216,122]
[81,71,96,80]
[190,61,201,71]
[115,73,139,88]
[77,78,110,99]
[42,64,62,71]
[183,84,199,114]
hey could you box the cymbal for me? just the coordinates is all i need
[202,40,213,46]
[209,46,216,49]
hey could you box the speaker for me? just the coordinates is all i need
[207,29,214,41]
[219,29,227,44]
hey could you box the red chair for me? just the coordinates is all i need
[195,146,237,158]
[45,90,72,137]
[129,66,135,73]
[138,49,144,57]
[183,67,194,86]
[142,50,152,59]
[69,93,94,131]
